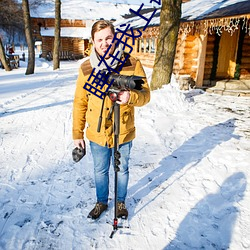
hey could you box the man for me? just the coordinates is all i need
[72,20,150,220]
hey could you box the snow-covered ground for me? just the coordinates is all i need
[0,49,250,250]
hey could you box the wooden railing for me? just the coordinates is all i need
[46,51,83,61]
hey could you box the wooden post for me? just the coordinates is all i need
[149,38,152,53]
[195,32,207,88]
[139,39,142,54]
[144,38,147,54]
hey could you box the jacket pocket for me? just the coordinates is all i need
[120,106,135,134]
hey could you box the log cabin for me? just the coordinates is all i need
[30,1,141,60]
[114,0,250,94]
[31,0,250,94]
[31,18,92,60]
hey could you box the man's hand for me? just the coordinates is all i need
[74,139,85,149]
[72,139,86,162]
[116,90,130,105]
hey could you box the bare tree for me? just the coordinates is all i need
[0,0,24,37]
[53,0,61,70]
[0,0,23,71]
[0,37,11,71]
[151,0,182,90]
[22,0,35,75]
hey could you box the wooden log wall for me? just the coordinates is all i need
[203,34,216,82]
[184,35,198,79]
[32,18,86,29]
[41,37,53,58]
[61,38,74,52]
[41,37,87,58]
[173,34,199,80]
[173,34,185,74]
[72,38,88,56]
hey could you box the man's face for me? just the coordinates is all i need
[93,27,116,59]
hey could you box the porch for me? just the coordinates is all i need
[205,79,250,97]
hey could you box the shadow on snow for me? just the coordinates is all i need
[0,100,73,117]
[164,172,247,249]
[127,118,243,248]
[128,118,239,213]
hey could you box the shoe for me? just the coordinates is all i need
[117,202,128,219]
[87,202,108,220]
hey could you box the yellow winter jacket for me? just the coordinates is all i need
[72,54,150,148]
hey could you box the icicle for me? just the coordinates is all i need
[178,16,250,37]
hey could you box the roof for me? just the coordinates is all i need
[40,27,91,39]
[30,0,145,20]
[182,0,250,21]
[113,8,160,30]
[114,0,250,29]
[195,1,250,20]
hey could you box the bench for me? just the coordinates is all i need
[46,51,75,61]
[9,54,20,69]
[0,54,20,69]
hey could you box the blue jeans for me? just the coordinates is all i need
[90,141,132,205]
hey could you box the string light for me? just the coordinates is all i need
[179,16,250,37]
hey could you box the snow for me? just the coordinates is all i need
[181,0,249,21]
[114,0,249,29]
[40,27,92,39]
[30,0,147,20]
[0,47,250,249]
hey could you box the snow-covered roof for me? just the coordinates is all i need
[114,0,250,29]
[30,0,145,20]
[113,8,160,30]
[40,27,91,39]
[182,0,250,21]
[33,0,250,38]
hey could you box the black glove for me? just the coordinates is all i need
[72,146,86,162]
